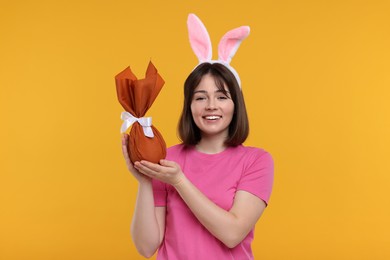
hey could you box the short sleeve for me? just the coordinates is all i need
[237,150,274,205]
[152,179,167,207]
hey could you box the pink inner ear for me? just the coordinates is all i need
[187,14,212,62]
[218,26,250,64]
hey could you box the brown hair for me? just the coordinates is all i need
[178,63,249,146]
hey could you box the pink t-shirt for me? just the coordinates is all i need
[152,144,274,260]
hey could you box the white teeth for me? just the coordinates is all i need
[205,116,221,120]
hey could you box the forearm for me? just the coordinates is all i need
[133,159,264,248]
[173,177,246,248]
[131,182,161,257]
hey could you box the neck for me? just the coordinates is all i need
[196,135,227,154]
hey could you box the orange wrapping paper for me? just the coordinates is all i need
[115,61,166,164]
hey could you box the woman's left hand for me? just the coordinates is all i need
[134,159,185,186]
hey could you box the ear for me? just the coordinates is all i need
[187,13,212,63]
[218,26,250,64]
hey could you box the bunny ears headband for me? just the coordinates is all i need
[187,13,250,87]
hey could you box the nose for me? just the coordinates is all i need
[206,98,217,110]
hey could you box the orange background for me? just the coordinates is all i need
[1,0,389,259]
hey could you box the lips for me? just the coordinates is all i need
[203,115,222,120]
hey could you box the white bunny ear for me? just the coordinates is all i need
[187,14,212,63]
[218,26,250,64]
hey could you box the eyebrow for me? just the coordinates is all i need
[194,90,230,94]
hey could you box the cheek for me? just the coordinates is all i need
[227,103,235,118]
[190,105,197,123]
[190,103,200,116]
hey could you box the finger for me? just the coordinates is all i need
[121,135,130,157]
[140,160,165,173]
[121,145,135,170]
[121,143,130,159]
[122,133,129,145]
[121,138,128,156]
[136,165,157,178]
[159,159,176,167]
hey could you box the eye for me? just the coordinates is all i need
[194,96,206,101]
[217,95,229,100]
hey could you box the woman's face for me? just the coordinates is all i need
[190,74,235,140]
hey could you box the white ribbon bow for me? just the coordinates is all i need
[120,111,154,138]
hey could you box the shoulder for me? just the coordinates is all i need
[235,145,274,204]
[236,145,274,169]
[233,145,273,161]
[166,143,190,160]
[167,143,186,154]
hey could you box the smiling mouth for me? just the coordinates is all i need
[203,116,222,120]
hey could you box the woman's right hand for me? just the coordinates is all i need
[121,134,151,184]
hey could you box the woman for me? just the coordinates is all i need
[121,62,274,259]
